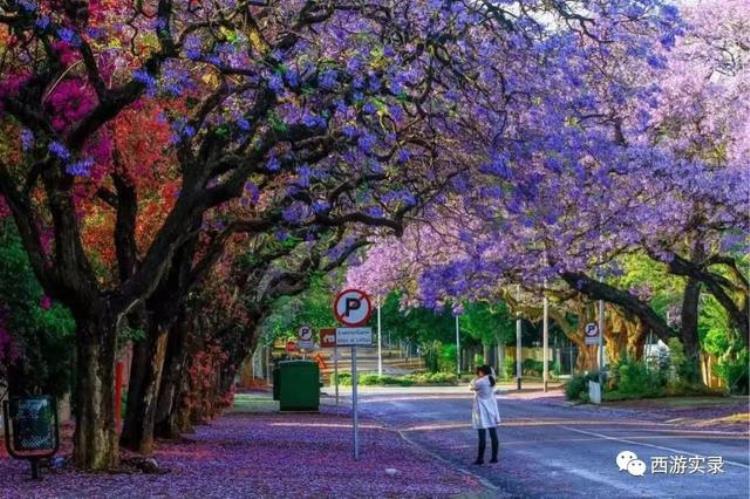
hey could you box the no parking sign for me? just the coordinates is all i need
[332,288,373,461]
[333,288,372,327]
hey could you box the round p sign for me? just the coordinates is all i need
[333,288,372,327]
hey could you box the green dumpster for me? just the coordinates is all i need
[278,360,320,412]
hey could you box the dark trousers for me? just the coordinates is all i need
[476,428,498,462]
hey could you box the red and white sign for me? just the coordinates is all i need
[285,341,298,353]
[320,327,337,348]
[333,288,372,327]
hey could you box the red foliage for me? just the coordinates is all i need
[0,194,9,219]
[183,343,233,424]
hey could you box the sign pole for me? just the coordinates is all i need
[352,345,359,460]
[332,288,373,461]
[334,344,339,406]
[377,295,383,377]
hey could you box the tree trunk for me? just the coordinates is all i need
[632,330,647,361]
[154,316,190,439]
[74,318,118,471]
[574,343,597,372]
[680,277,702,383]
[120,323,169,453]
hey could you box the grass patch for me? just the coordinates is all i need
[231,392,277,413]
[331,371,458,387]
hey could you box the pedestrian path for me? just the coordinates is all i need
[0,392,484,498]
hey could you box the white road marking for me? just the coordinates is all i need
[559,426,750,469]
[525,454,652,496]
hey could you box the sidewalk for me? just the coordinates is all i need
[0,392,483,498]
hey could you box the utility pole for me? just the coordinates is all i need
[598,299,605,386]
[543,287,549,392]
[516,284,522,391]
[455,314,461,375]
[377,295,383,377]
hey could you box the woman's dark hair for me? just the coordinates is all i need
[476,365,496,387]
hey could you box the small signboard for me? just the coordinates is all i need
[285,341,298,353]
[3,395,60,479]
[298,325,314,350]
[584,322,600,345]
[320,327,337,348]
[336,327,373,346]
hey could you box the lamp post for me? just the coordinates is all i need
[455,314,461,375]
[377,295,383,377]
[543,288,549,392]
[516,284,522,391]
[598,299,605,386]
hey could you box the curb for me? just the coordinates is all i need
[319,400,501,495]
[395,427,502,496]
[360,407,503,496]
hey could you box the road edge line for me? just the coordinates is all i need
[394,427,500,494]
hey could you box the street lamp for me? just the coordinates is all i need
[598,299,605,386]
[516,284,522,391]
[377,295,383,377]
[543,285,549,392]
[455,314,461,375]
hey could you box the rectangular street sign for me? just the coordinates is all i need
[584,334,600,345]
[320,328,337,348]
[336,327,373,346]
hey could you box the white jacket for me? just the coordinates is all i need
[470,376,501,429]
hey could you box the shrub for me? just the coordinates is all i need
[438,344,458,373]
[663,381,724,397]
[523,359,543,376]
[406,372,457,385]
[358,374,379,385]
[602,390,651,402]
[502,356,515,379]
[714,350,749,395]
[564,371,600,401]
[331,372,352,385]
[423,372,458,384]
[616,358,664,397]
[331,371,457,387]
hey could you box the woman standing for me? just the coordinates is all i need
[470,365,501,465]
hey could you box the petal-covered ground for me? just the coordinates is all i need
[0,397,482,498]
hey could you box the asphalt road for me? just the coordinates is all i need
[343,388,750,498]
